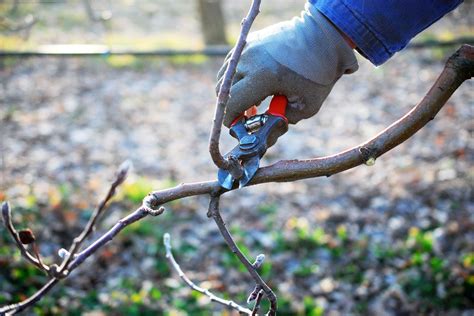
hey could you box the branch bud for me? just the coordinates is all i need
[1,201,10,219]
[163,233,171,248]
[18,229,36,245]
[359,146,377,166]
[365,157,376,166]
[58,248,70,259]
[115,160,132,186]
[253,254,265,269]
[145,206,165,217]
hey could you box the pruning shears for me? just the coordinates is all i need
[217,95,289,190]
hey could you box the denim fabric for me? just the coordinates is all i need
[309,0,463,65]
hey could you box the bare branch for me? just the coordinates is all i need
[1,202,50,274]
[58,160,131,272]
[0,205,154,314]
[208,0,261,176]
[247,254,265,304]
[0,279,59,315]
[148,45,473,208]
[68,206,154,271]
[251,44,473,183]
[248,255,265,314]
[208,195,277,315]
[163,233,253,315]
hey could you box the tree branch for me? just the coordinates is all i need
[208,196,277,315]
[147,44,473,208]
[208,0,261,177]
[0,162,164,315]
[0,205,163,315]
[0,279,59,315]
[163,233,253,315]
[1,202,50,274]
[58,160,131,272]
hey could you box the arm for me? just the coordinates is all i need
[310,0,464,65]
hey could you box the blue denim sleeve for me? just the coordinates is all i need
[309,0,463,65]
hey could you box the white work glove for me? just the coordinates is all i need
[216,5,359,127]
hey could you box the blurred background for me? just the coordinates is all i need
[0,1,473,315]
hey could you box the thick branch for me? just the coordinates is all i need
[208,0,261,174]
[148,44,473,208]
[163,233,252,315]
[253,45,473,183]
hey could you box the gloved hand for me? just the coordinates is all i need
[216,5,359,127]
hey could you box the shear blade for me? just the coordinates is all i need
[218,168,235,190]
[238,156,260,188]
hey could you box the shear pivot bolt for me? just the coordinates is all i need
[239,135,257,149]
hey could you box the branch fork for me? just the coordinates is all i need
[0,160,143,314]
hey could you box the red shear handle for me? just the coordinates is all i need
[230,95,288,127]
[266,95,288,123]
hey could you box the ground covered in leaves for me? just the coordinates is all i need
[1,1,473,315]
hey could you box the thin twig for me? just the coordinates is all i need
[0,206,154,314]
[58,160,131,272]
[208,196,277,315]
[163,233,252,315]
[1,202,50,273]
[0,161,160,315]
[249,255,265,314]
[208,0,261,176]
[69,205,162,271]
[0,279,59,315]
[32,243,46,268]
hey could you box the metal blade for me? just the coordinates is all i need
[218,168,235,190]
[238,156,260,188]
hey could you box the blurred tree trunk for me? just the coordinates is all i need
[197,0,228,45]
